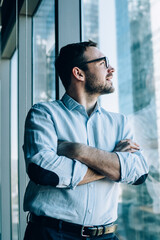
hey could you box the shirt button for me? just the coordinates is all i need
[88,209,92,214]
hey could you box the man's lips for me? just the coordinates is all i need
[106,75,113,81]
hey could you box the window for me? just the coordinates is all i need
[10,50,19,240]
[33,0,55,104]
[82,0,160,239]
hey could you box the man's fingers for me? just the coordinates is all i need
[134,142,140,147]
[116,139,140,146]
[115,146,139,152]
[114,139,140,152]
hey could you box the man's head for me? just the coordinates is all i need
[55,40,97,90]
[55,40,115,94]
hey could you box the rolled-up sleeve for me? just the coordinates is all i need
[116,151,148,184]
[23,104,88,189]
[115,115,149,185]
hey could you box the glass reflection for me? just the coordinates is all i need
[82,0,160,239]
[33,0,55,104]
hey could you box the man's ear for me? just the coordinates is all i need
[72,67,85,82]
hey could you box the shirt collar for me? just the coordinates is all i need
[61,93,80,111]
[61,93,101,114]
[94,101,101,114]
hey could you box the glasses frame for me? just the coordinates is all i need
[77,56,109,69]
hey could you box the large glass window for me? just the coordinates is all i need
[82,0,160,239]
[10,50,19,240]
[33,0,56,104]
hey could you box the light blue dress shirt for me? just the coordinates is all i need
[23,93,149,226]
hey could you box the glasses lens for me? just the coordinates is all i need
[105,57,109,68]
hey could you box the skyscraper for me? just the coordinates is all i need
[116,0,155,114]
[82,0,99,44]
[115,0,133,115]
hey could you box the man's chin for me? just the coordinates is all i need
[101,86,115,95]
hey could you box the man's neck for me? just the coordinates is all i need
[66,89,99,116]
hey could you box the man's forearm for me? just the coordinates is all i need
[57,142,121,181]
[74,143,120,181]
[78,168,105,185]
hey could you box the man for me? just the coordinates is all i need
[23,41,149,240]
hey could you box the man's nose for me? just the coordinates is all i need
[108,65,115,73]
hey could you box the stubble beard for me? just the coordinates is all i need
[85,72,115,95]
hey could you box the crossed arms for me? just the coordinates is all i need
[24,105,149,188]
[57,139,140,185]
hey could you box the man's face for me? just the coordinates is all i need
[83,47,115,95]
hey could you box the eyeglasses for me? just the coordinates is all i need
[77,56,109,69]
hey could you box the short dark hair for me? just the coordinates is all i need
[55,40,97,90]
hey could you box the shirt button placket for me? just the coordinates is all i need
[84,119,94,224]
[88,209,92,214]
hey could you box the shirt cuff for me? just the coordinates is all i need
[115,151,148,184]
[56,160,88,189]
[70,160,88,189]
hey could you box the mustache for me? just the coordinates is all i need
[106,73,113,78]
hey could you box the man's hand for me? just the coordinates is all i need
[114,139,140,153]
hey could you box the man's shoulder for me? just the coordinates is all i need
[31,99,64,112]
[26,100,65,119]
[32,100,60,109]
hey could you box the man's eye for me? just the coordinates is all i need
[100,61,106,67]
